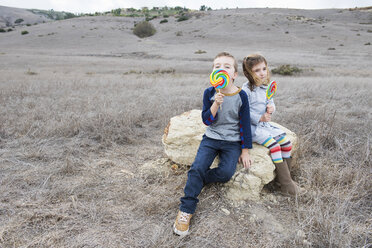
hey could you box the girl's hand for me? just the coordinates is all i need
[214,92,224,106]
[266,104,274,114]
[260,112,272,122]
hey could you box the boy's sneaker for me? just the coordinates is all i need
[173,210,192,236]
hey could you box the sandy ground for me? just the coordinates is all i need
[0,6,371,248]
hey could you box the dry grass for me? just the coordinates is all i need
[0,69,371,247]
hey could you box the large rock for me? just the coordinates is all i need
[162,109,298,201]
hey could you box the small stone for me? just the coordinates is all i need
[171,164,178,170]
[221,208,230,215]
[296,230,306,239]
[249,214,257,223]
[303,240,312,247]
[267,206,271,209]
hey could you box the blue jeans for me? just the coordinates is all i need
[180,135,241,214]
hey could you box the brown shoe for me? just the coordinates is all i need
[275,161,303,196]
[173,211,192,236]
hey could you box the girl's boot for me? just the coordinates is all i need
[284,157,293,171]
[274,160,301,195]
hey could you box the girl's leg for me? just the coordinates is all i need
[256,136,283,164]
[204,140,241,184]
[180,136,218,214]
[274,135,292,159]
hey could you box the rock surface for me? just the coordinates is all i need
[162,109,298,201]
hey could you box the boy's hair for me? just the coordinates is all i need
[214,52,238,73]
[242,54,271,91]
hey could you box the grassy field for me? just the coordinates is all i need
[0,70,371,247]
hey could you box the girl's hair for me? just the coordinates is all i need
[214,52,238,73]
[242,54,270,91]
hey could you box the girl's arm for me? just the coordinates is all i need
[266,98,276,114]
[242,83,261,125]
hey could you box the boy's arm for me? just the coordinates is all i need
[202,87,218,126]
[239,91,253,149]
[239,91,253,168]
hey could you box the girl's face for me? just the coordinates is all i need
[251,62,268,85]
[213,56,237,81]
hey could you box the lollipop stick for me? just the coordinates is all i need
[218,89,222,110]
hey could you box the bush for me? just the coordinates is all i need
[194,50,206,54]
[271,64,302,75]
[133,21,156,38]
[7,28,13,32]
[15,18,24,24]
[21,30,29,35]
[160,19,168,24]
[177,15,190,22]
[145,15,157,21]
[0,28,5,33]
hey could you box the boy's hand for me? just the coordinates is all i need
[214,92,224,106]
[239,149,252,169]
[266,104,274,114]
[260,112,272,122]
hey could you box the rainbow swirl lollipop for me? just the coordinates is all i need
[209,69,230,89]
[266,81,277,100]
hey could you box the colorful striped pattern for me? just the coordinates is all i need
[276,136,292,158]
[261,137,283,163]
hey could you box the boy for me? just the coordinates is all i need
[173,52,253,236]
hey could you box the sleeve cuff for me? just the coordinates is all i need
[203,113,215,126]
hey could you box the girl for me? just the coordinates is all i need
[241,54,303,196]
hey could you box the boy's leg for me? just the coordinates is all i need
[180,136,218,214]
[204,140,241,184]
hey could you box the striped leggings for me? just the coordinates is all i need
[257,135,292,164]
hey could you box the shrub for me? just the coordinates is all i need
[7,28,13,32]
[21,30,29,35]
[194,50,206,54]
[0,28,5,33]
[112,8,121,16]
[26,69,37,75]
[271,64,302,75]
[26,24,31,26]
[177,15,190,22]
[133,21,156,38]
[15,18,24,24]
[145,15,157,21]
[163,14,169,18]
[160,19,168,24]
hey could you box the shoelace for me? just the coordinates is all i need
[179,212,190,223]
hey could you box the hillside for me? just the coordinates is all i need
[0,5,79,28]
[0,7,371,75]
